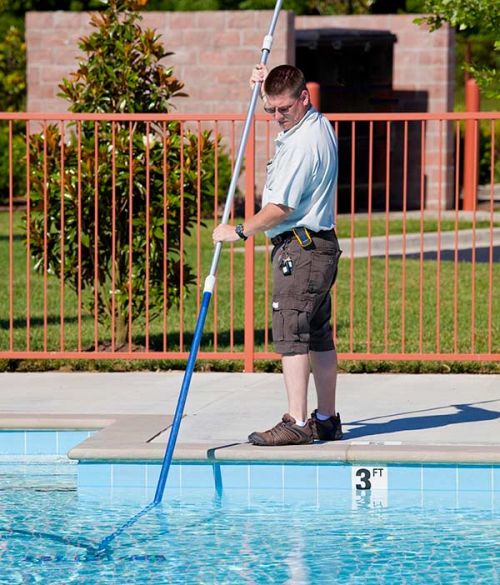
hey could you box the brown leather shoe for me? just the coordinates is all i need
[310,410,343,441]
[248,414,314,446]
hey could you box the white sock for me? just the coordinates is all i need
[294,419,307,427]
[316,412,331,421]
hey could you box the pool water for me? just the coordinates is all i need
[1,458,499,584]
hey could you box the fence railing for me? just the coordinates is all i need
[1,111,499,368]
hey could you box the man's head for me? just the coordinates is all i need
[263,65,310,131]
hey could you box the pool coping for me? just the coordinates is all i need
[1,413,499,465]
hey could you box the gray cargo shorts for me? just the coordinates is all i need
[271,229,342,356]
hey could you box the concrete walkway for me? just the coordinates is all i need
[0,372,499,464]
[338,228,500,259]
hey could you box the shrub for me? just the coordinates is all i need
[0,25,25,111]
[0,123,26,205]
[25,0,232,347]
[0,25,26,205]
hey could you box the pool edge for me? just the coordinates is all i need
[1,414,499,465]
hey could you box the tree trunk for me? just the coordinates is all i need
[115,312,129,349]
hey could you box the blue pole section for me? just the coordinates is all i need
[153,290,212,503]
[94,501,157,556]
[154,0,284,505]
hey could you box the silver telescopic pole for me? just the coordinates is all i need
[154,0,284,505]
[206,0,283,292]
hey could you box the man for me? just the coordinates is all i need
[212,64,342,446]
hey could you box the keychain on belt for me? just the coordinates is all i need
[281,255,293,276]
[279,241,293,276]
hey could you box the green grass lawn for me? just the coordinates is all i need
[334,217,497,239]
[1,210,499,371]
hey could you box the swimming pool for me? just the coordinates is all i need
[0,433,499,584]
[0,431,500,585]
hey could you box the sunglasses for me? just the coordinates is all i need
[263,94,302,115]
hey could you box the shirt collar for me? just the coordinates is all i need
[275,106,316,145]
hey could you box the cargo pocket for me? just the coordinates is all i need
[271,298,312,346]
[308,247,342,293]
[330,248,342,286]
[272,305,285,343]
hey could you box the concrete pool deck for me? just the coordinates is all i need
[0,371,499,464]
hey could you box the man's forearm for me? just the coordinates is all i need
[242,203,291,237]
[212,202,291,244]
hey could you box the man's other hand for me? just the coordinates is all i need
[212,224,240,243]
[250,64,268,92]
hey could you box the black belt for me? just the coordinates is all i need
[271,228,334,247]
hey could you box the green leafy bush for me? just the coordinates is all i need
[0,123,26,205]
[0,25,26,205]
[0,25,25,111]
[415,0,499,99]
[25,0,232,348]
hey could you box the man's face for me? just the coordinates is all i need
[263,89,309,131]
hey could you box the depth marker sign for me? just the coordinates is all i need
[352,466,388,491]
[351,466,389,510]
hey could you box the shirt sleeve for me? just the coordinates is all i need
[265,145,314,210]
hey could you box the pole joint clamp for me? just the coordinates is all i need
[203,275,216,294]
[262,34,273,51]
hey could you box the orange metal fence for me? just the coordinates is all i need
[0,111,499,367]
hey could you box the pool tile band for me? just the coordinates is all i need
[0,430,499,497]
[0,430,95,456]
[76,461,500,494]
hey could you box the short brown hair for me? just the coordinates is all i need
[264,65,307,98]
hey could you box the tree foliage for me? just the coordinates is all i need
[59,1,186,112]
[416,0,498,33]
[146,0,387,15]
[0,25,26,205]
[416,0,500,98]
[0,26,26,111]
[0,0,102,15]
[25,0,232,348]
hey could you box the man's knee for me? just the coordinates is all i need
[272,306,311,355]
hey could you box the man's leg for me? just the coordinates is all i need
[310,349,337,416]
[309,348,342,441]
[282,353,310,423]
[247,352,314,446]
[247,241,316,446]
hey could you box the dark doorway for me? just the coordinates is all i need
[297,29,428,213]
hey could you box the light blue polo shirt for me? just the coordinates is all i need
[262,106,338,238]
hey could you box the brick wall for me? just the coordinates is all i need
[26,11,454,209]
[26,10,293,114]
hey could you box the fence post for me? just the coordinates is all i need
[463,78,480,211]
[306,82,320,111]
[244,121,256,372]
